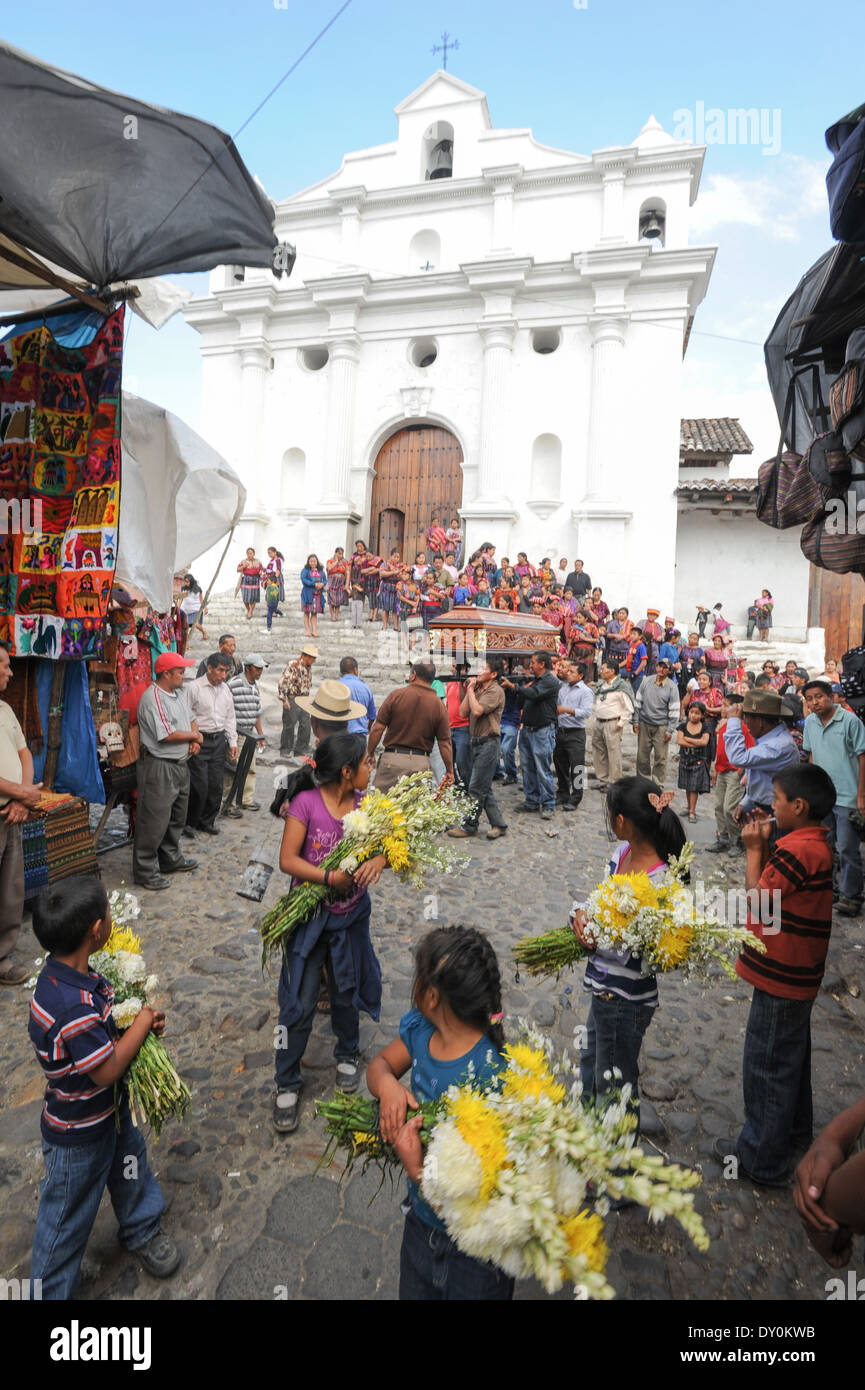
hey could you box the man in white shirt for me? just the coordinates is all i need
[186,653,238,835]
[0,645,43,984]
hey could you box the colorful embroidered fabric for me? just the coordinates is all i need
[0,307,124,658]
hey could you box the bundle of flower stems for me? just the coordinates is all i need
[316,1032,710,1299]
[260,772,473,966]
[91,892,191,1140]
[513,842,765,984]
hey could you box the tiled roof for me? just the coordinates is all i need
[680,418,754,456]
[676,477,758,496]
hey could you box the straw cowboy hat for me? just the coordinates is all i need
[742,688,795,718]
[294,678,367,721]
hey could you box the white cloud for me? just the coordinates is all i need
[690,155,829,241]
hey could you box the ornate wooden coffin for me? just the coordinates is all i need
[428,607,559,665]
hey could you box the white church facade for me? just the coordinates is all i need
[185,71,815,640]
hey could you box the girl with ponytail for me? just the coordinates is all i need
[572,775,686,1134]
[366,924,513,1301]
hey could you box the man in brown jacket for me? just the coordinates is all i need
[367,661,454,792]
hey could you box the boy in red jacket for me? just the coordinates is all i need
[715,762,835,1186]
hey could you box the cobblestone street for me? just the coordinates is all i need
[2,681,864,1303]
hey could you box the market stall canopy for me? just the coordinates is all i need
[118,393,246,613]
[0,39,280,286]
[764,243,865,454]
[0,248,193,330]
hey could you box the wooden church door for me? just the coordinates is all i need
[369,426,463,562]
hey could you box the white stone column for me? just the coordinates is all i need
[585,317,627,498]
[600,169,627,242]
[239,341,271,527]
[477,322,515,499]
[483,165,523,255]
[322,335,360,505]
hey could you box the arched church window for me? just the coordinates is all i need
[422,121,454,181]
[530,434,562,501]
[409,229,441,273]
[281,448,306,508]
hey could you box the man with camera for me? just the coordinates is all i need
[504,651,560,819]
[448,656,508,841]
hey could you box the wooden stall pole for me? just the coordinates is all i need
[42,662,68,790]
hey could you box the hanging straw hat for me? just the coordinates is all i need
[294,678,367,721]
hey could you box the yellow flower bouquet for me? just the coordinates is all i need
[317,1028,709,1299]
[513,842,766,982]
[260,773,474,964]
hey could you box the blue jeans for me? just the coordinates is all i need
[629,672,644,697]
[500,723,519,778]
[275,928,361,1091]
[580,993,654,1129]
[399,1208,514,1301]
[827,806,864,903]
[736,987,813,1182]
[265,600,278,630]
[518,724,556,810]
[451,725,473,788]
[31,1106,165,1299]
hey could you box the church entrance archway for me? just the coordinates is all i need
[369,424,463,563]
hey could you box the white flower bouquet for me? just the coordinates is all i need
[91,891,190,1139]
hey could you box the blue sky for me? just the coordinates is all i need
[6,0,862,465]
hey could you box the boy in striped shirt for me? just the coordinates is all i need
[716,763,836,1187]
[28,878,179,1298]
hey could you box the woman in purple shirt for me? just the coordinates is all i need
[270,733,386,1136]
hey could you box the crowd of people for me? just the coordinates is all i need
[4,524,865,1301]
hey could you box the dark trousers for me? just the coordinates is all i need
[275,930,360,1091]
[399,1208,514,1301]
[464,736,506,830]
[224,731,257,809]
[580,993,654,1130]
[451,725,473,787]
[0,819,23,972]
[187,732,227,829]
[553,725,586,803]
[736,987,813,1182]
[281,699,311,755]
[133,755,190,882]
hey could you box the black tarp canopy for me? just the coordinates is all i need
[764,243,865,453]
[0,39,280,288]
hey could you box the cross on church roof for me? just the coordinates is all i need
[431,31,459,70]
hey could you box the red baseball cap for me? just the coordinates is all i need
[154,652,195,675]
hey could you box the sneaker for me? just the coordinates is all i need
[0,964,31,986]
[540,808,554,821]
[515,802,539,813]
[242,802,261,813]
[223,806,243,819]
[836,897,862,917]
[273,1089,301,1134]
[503,775,518,786]
[486,826,508,839]
[134,1232,181,1278]
[705,838,731,854]
[336,1059,362,1094]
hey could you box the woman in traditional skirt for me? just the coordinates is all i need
[677,700,712,823]
[265,547,286,614]
[300,554,325,638]
[236,547,264,621]
[377,548,402,632]
[704,634,731,688]
[397,568,421,653]
[362,549,383,623]
[755,589,774,642]
[326,547,349,621]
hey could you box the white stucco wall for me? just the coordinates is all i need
[675,509,811,640]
